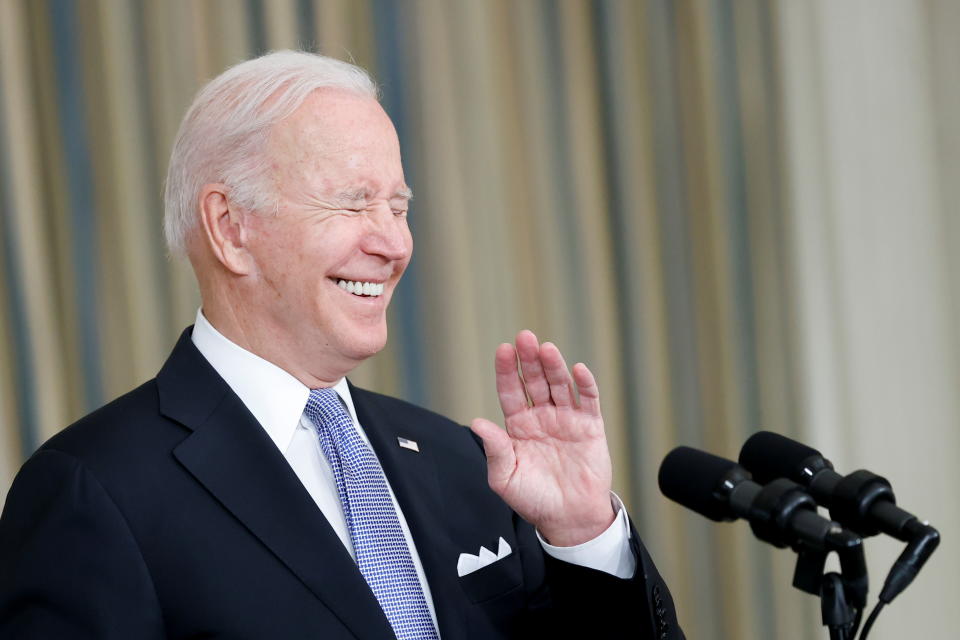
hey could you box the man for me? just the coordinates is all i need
[0,51,682,638]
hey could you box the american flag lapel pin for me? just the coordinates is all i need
[397,436,420,452]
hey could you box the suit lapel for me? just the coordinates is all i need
[158,330,395,640]
[351,385,469,640]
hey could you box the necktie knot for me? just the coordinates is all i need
[305,387,349,428]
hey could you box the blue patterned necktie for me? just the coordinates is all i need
[304,388,439,640]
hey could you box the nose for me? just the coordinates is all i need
[361,204,411,261]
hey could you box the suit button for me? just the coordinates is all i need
[653,585,662,597]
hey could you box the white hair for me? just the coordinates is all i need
[163,50,378,255]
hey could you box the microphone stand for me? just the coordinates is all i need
[733,477,868,639]
[792,530,867,640]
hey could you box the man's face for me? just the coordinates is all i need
[241,88,412,377]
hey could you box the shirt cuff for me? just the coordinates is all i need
[536,492,636,579]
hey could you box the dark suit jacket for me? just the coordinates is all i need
[0,328,683,639]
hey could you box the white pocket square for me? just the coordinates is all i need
[457,537,512,577]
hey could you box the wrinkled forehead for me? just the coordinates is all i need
[271,88,397,154]
[266,88,405,197]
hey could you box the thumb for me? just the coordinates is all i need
[470,418,515,494]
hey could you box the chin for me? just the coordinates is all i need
[341,327,389,362]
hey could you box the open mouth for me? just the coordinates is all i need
[334,278,385,297]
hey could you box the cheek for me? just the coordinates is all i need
[401,227,414,265]
[248,227,315,295]
[256,239,299,280]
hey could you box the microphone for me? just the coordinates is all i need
[738,431,940,603]
[658,446,861,553]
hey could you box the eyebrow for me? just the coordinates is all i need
[333,186,414,203]
[334,188,369,203]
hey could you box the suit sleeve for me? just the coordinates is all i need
[510,511,683,639]
[0,449,165,639]
[543,519,683,639]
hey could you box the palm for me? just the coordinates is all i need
[471,331,615,547]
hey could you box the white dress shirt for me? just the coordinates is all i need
[190,309,636,631]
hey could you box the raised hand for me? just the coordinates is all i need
[470,330,616,547]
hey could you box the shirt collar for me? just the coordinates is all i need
[190,309,358,452]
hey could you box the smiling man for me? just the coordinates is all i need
[0,52,682,639]
[190,85,412,386]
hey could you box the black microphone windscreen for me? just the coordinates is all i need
[658,446,739,522]
[739,431,822,485]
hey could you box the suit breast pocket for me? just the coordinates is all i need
[457,552,523,604]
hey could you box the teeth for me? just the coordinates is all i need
[336,279,384,297]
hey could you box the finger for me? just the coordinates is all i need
[540,342,575,407]
[494,343,528,419]
[572,362,602,417]
[470,418,515,495]
[515,330,551,406]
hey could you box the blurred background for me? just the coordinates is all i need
[1,0,957,638]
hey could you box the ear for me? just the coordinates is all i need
[198,184,254,275]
